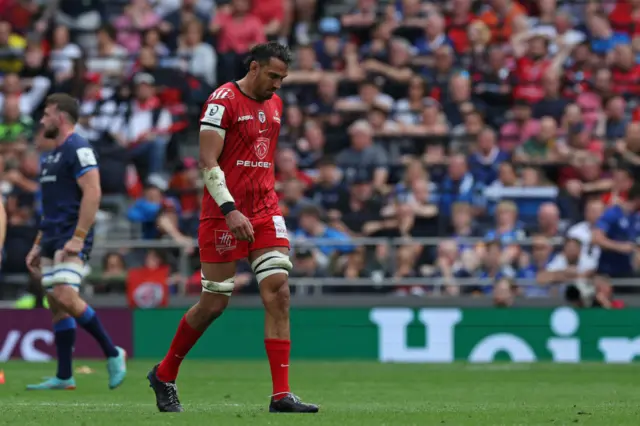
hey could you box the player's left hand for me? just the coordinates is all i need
[25,245,41,277]
[63,237,84,256]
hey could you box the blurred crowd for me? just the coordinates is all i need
[2,0,640,307]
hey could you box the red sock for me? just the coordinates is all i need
[156,316,203,382]
[265,339,291,400]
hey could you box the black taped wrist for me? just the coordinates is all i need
[220,202,237,216]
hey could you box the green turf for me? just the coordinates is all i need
[0,361,638,425]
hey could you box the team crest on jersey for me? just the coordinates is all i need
[258,110,266,123]
[254,137,270,160]
[214,230,236,253]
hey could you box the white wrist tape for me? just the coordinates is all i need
[203,166,235,206]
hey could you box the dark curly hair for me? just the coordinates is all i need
[244,41,293,69]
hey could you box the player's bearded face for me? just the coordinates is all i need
[255,69,276,100]
[41,107,60,138]
[255,59,288,100]
[43,120,59,138]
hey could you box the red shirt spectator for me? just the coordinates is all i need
[611,64,640,97]
[611,44,640,97]
[514,56,551,103]
[0,0,34,33]
[211,4,266,54]
[609,0,640,35]
[446,0,475,53]
[446,16,474,53]
[251,0,284,27]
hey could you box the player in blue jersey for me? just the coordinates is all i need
[592,182,640,307]
[24,94,127,390]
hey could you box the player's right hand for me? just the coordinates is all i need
[225,211,254,242]
[25,245,41,275]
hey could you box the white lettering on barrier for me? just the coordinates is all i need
[369,308,462,363]
[546,307,580,363]
[0,329,53,362]
[469,334,536,362]
[0,330,20,361]
[370,307,640,364]
[599,338,640,363]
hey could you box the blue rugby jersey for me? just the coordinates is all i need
[595,205,640,277]
[39,133,98,237]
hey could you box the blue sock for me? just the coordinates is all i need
[54,317,76,380]
[75,306,118,358]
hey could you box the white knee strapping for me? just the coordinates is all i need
[41,266,55,287]
[251,251,293,284]
[201,272,235,296]
[52,262,85,286]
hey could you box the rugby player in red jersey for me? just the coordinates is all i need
[147,42,318,414]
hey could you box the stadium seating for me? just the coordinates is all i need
[0,0,638,307]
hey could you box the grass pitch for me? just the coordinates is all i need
[0,360,638,425]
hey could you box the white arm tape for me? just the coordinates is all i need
[200,126,226,139]
[203,166,235,206]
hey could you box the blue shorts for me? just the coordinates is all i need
[40,232,93,262]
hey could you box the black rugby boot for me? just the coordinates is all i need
[147,364,184,413]
[269,393,319,413]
